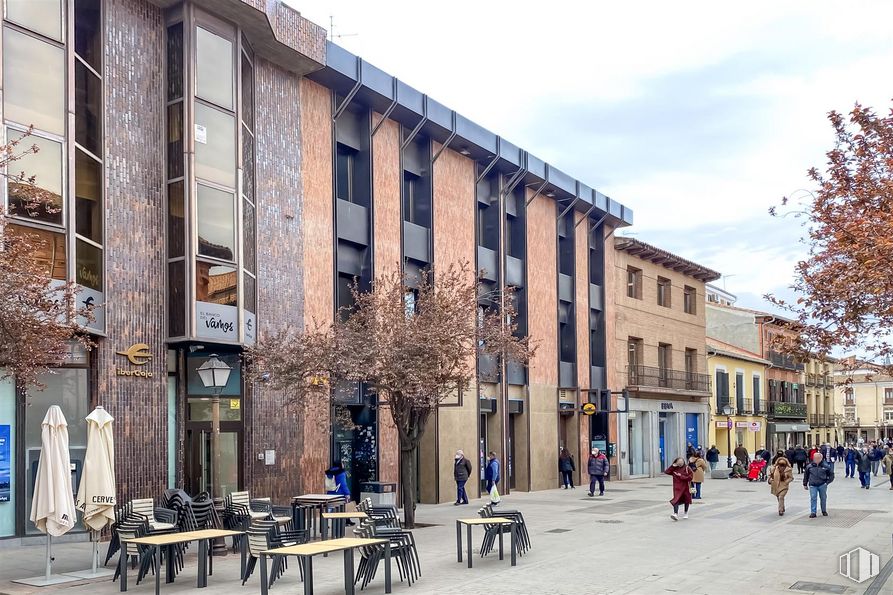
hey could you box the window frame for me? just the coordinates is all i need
[657,276,671,308]
[683,285,696,314]
[626,266,642,300]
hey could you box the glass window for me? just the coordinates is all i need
[167,103,184,179]
[626,267,641,299]
[74,60,102,157]
[6,130,63,225]
[0,377,15,537]
[167,22,183,102]
[6,0,63,41]
[196,184,235,261]
[9,225,66,279]
[167,181,185,258]
[241,52,253,127]
[195,262,237,306]
[241,129,254,202]
[188,398,241,422]
[244,273,256,314]
[657,277,671,308]
[168,260,185,336]
[195,27,233,109]
[75,148,102,242]
[242,199,255,274]
[74,0,101,70]
[194,103,235,187]
[3,27,65,135]
[75,238,102,290]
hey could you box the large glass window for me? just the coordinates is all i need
[196,184,235,261]
[74,148,101,241]
[167,181,185,258]
[74,0,101,70]
[167,22,183,101]
[5,130,63,225]
[196,262,237,306]
[75,238,102,290]
[195,27,233,109]
[2,27,65,135]
[168,261,186,336]
[167,103,184,179]
[194,103,235,187]
[8,224,66,280]
[74,60,102,157]
[6,0,63,42]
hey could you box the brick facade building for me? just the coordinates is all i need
[0,0,633,539]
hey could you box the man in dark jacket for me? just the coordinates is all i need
[793,446,808,474]
[869,444,884,476]
[587,448,609,497]
[856,446,873,489]
[845,445,858,478]
[734,444,749,466]
[803,452,834,517]
[706,445,720,470]
[453,450,473,505]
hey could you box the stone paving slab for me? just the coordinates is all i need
[1,475,892,594]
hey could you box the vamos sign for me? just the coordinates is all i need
[115,342,154,378]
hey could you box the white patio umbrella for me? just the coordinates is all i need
[70,406,116,579]
[13,405,79,586]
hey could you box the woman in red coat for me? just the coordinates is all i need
[665,457,693,521]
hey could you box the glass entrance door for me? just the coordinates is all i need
[185,427,240,497]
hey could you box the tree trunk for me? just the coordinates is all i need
[399,438,417,528]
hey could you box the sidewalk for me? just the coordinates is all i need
[1,472,891,594]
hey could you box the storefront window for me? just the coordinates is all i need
[6,0,63,41]
[0,376,15,537]
[2,27,65,135]
[24,369,90,534]
[627,411,650,476]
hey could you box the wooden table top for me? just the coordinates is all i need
[262,537,387,557]
[322,512,368,519]
[123,529,243,546]
[292,494,346,502]
[457,517,514,526]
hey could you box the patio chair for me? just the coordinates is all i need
[478,505,530,557]
[130,498,179,532]
[113,518,158,585]
[242,519,308,587]
[357,498,401,529]
[353,520,418,589]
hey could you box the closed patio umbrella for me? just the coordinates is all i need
[13,405,79,586]
[70,406,116,578]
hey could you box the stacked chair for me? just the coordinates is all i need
[352,519,420,590]
[242,519,309,587]
[477,504,531,558]
[356,498,401,529]
[223,491,293,552]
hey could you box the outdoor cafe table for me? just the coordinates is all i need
[321,511,369,541]
[118,529,245,595]
[455,517,518,569]
[260,537,391,595]
[291,494,347,538]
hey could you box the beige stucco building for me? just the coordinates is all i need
[802,357,838,446]
[834,363,893,443]
[611,238,720,478]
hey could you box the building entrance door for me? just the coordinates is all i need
[185,428,241,498]
[479,414,487,493]
[658,414,667,471]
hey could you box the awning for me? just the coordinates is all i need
[769,423,811,432]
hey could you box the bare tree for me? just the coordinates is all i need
[251,261,534,527]
[0,128,92,390]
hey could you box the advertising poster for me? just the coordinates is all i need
[0,425,10,502]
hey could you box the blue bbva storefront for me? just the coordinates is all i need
[620,397,708,479]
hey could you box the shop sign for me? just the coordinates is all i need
[195,301,238,341]
[735,421,750,428]
[115,343,154,378]
[715,421,728,428]
[660,402,674,410]
[244,311,256,345]
[749,421,762,432]
[581,403,597,416]
[76,285,105,333]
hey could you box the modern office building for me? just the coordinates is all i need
[0,0,633,538]
[611,237,719,478]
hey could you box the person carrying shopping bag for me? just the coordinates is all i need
[485,451,501,505]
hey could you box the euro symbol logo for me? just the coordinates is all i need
[116,343,152,365]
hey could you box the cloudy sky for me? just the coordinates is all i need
[289,0,893,312]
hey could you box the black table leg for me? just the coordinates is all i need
[197,539,207,588]
[456,521,462,563]
[498,525,504,560]
[240,533,247,581]
[466,524,473,569]
[165,544,174,584]
[119,546,127,592]
[343,548,355,595]
[303,556,313,595]
[259,554,268,595]
[510,523,517,566]
[154,546,160,595]
[384,542,392,594]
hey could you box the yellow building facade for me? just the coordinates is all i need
[802,357,838,446]
[706,340,769,464]
[834,363,893,443]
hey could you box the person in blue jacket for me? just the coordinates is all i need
[485,451,501,504]
[325,461,353,524]
[844,445,858,478]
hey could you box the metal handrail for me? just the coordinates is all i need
[627,365,710,391]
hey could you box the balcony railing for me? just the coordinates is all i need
[809,413,831,427]
[627,365,710,392]
[768,400,807,419]
[716,397,735,414]
[736,398,754,414]
[805,373,816,386]
[768,350,805,371]
[842,416,860,426]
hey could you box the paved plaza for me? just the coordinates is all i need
[2,472,892,595]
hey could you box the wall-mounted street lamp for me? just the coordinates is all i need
[197,354,232,499]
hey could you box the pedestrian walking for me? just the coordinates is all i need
[793,445,808,474]
[856,446,872,489]
[836,443,845,462]
[558,448,576,489]
[882,448,893,490]
[869,443,883,476]
[688,451,708,499]
[453,449,472,506]
[485,451,501,504]
[785,446,795,464]
[803,452,834,518]
[771,449,786,464]
[845,445,857,478]
[706,445,720,471]
[769,456,793,516]
[734,444,749,466]
[686,442,696,458]
[665,457,693,521]
[587,448,609,497]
